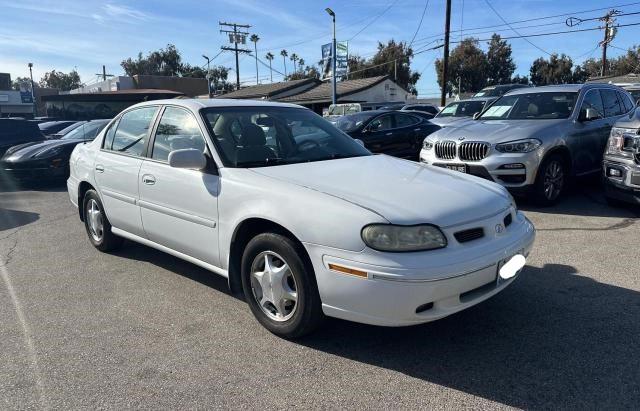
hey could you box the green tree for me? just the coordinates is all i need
[435,38,487,95]
[348,40,420,94]
[529,54,574,86]
[39,70,83,91]
[280,50,288,77]
[581,45,640,78]
[11,76,32,90]
[510,74,529,85]
[265,52,275,82]
[486,34,515,85]
[250,34,260,84]
[121,44,183,76]
[208,65,235,94]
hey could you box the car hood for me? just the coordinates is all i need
[250,155,510,227]
[2,139,81,161]
[431,118,566,143]
[430,116,473,127]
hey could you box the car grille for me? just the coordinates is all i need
[435,141,457,160]
[459,142,490,161]
[454,227,484,243]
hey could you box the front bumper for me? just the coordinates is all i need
[0,159,68,181]
[603,158,640,205]
[420,147,541,188]
[304,212,536,326]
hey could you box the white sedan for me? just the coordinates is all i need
[67,99,535,338]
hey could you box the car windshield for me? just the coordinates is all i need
[478,92,578,120]
[335,112,378,132]
[201,107,371,168]
[61,120,108,140]
[53,121,83,136]
[437,100,486,118]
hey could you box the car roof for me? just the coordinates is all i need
[505,83,624,95]
[448,97,494,104]
[129,98,305,111]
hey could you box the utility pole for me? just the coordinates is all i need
[28,62,36,116]
[440,0,452,107]
[600,10,618,77]
[219,21,252,90]
[95,65,113,81]
[202,55,212,97]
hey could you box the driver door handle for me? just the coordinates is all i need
[95,164,104,173]
[142,174,156,185]
[385,132,393,136]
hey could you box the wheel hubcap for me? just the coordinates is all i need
[543,161,564,201]
[86,199,104,242]
[250,251,298,322]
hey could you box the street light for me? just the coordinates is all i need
[325,8,337,106]
[202,54,211,98]
[28,62,36,116]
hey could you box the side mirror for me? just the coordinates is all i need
[579,107,601,122]
[168,148,207,170]
[473,112,481,120]
[355,138,365,147]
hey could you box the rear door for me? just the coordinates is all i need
[392,112,424,159]
[138,106,220,266]
[94,106,159,237]
[570,89,608,174]
[361,114,396,155]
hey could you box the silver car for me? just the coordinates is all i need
[420,84,636,205]
[603,107,640,205]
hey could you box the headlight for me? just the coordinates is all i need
[606,127,636,158]
[33,146,64,159]
[361,224,447,252]
[423,139,434,150]
[495,138,541,153]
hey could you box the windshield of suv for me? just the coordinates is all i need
[201,107,371,168]
[479,92,578,120]
[335,111,378,132]
[437,100,486,118]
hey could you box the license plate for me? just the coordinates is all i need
[496,251,526,285]
[444,164,467,173]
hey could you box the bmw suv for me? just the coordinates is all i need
[420,84,636,205]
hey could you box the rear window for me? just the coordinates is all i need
[0,119,44,144]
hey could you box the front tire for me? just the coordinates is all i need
[533,154,567,206]
[241,233,324,338]
[82,189,123,252]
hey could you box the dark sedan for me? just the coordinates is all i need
[38,121,79,137]
[335,110,440,160]
[1,119,110,182]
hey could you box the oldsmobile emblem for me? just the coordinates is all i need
[495,223,505,234]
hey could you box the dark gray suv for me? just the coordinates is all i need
[421,84,636,205]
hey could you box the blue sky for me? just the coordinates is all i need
[1,0,639,96]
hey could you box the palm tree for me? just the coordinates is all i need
[265,52,274,83]
[298,58,305,70]
[280,49,288,77]
[250,34,260,85]
[290,53,299,73]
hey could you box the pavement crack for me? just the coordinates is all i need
[537,217,639,232]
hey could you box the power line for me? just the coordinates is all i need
[408,0,430,47]
[348,0,401,41]
[483,0,553,56]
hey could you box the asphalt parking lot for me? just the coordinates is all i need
[1,179,639,409]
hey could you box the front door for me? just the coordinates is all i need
[94,106,159,237]
[362,113,397,155]
[138,106,220,267]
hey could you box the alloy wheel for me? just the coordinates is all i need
[543,160,564,201]
[250,251,298,322]
[86,199,104,242]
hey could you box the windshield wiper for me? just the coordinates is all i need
[236,157,290,168]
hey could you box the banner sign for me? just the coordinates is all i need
[321,41,348,81]
[19,82,33,104]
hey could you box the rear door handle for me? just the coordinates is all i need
[95,164,104,173]
[385,132,393,136]
[142,174,156,185]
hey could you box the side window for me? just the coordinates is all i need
[103,120,118,149]
[110,106,158,156]
[152,107,206,162]
[394,113,420,128]
[600,89,623,117]
[368,114,393,131]
[618,91,633,113]
[581,90,605,118]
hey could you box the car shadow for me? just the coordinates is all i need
[0,178,67,193]
[110,241,243,301]
[0,208,40,231]
[518,177,640,219]
[296,264,640,409]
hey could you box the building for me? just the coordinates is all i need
[0,72,34,118]
[42,89,184,120]
[215,75,410,114]
[70,74,208,97]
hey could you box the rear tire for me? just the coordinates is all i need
[241,232,324,338]
[82,189,123,252]
[533,154,567,207]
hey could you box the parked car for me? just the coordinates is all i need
[67,99,535,337]
[602,107,640,206]
[420,84,636,205]
[0,119,45,158]
[46,121,86,139]
[430,97,495,127]
[38,120,79,137]
[473,84,530,98]
[381,103,440,116]
[335,110,440,160]
[1,119,110,182]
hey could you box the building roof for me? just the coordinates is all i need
[280,75,390,104]
[586,72,640,85]
[217,78,321,99]
[42,89,184,102]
